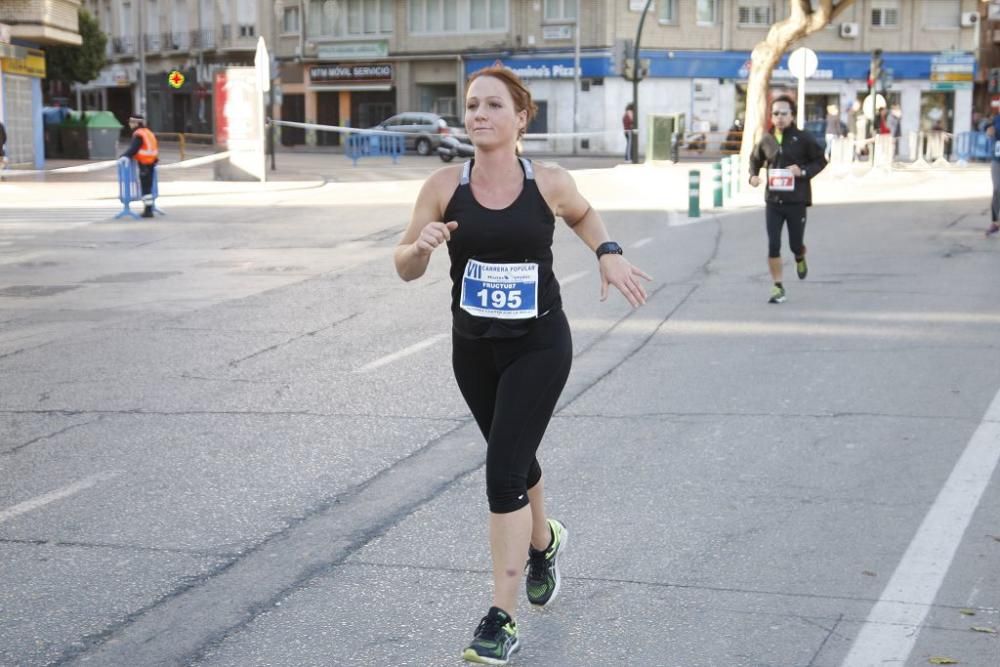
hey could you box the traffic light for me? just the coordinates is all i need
[613,38,632,76]
[624,58,635,81]
[868,49,884,90]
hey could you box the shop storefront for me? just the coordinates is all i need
[0,44,45,168]
[305,61,394,146]
[469,50,973,160]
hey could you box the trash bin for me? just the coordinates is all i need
[43,106,72,158]
[647,113,685,161]
[57,112,88,159]
[82,111,124,159]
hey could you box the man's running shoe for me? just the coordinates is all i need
[795,255,808,280]
[462,607,520,665]
[987,223,999,237]
[525,518,568,607]
[768,285,786,304]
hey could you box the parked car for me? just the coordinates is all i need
[373,112,469,156]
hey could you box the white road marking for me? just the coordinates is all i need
[631,237,653,248]
[0,470,122,524]
[355,334,448,373]
[840,387,1000,667]
[560,270,589,287]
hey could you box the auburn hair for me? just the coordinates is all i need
[467,64,538,138]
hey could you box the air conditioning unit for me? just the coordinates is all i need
[961,12,979,27]
[839,22,859,39]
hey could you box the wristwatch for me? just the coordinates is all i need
[595,241,623,259]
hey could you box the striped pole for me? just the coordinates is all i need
[688,170,700,218]
[712,162,723,208]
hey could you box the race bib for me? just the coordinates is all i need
[460,259,539,320]
[768,168,795,192]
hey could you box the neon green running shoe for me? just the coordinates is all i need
[525,518,568,607]
[768,285,786,304]
[462,607,520,665]
[795,256,808,280]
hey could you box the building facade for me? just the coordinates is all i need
[81,0,982,156]
[1,0,83,168]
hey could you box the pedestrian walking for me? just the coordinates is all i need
[394,64,651,665]
[0,120,8,170]
[622,103,635,162]
[749,95,828,304]
[120,113,159,218]
[987,114,1000,237]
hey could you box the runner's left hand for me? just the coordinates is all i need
[599,255,652,307]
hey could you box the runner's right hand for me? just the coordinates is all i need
[415,221,458,255]
[749,175,761,188]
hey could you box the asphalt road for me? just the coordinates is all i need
[1,157,998,667]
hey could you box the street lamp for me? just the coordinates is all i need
[631,0,653,164]
[270,0,284,171]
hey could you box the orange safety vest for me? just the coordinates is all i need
[134,127,159,165]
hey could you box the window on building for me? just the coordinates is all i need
[410,0,507,34]
[309,0,393,37]
[738,1,771,25]
[282,5,300,32]
[871,0,900,28]
[544,0,577,22]
[923,0,960,28]
[696,0,717,25]
[659,0,677,24]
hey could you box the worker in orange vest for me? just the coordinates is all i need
[120,113,159,218]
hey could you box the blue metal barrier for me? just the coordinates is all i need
[954,131,994,163]
[115,159,161,219]
[345,132,406,166]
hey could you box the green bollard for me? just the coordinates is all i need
[712,162,723,208]
[721,156,732,202]
[688,170,700,218]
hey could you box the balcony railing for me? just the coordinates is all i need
[128,26,255,55]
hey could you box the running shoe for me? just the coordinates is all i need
[795,255,808,280]
[768,285,786,304]
[462,607,520,665]
[987,223,999,237]
[525,518,568,607]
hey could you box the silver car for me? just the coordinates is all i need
[374,112,467,156]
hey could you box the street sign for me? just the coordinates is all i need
[788,47,818,80]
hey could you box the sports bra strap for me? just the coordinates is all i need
[519,157,534,180]
[459,157,533,185]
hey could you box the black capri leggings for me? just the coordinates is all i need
[765,202,807,259]
[452,310,573,514]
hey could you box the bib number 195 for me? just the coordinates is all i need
[476,288,522,310]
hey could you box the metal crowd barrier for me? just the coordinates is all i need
[344,132,406,166]
[157,132,214,161]
[953,131,993,163]
[116,158,160,220]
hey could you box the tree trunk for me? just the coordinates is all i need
[739,1,855,162]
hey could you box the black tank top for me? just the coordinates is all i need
[444,158,562,339]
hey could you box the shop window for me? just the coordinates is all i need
[526,101,548,135]
[738,1,771,26]
[922,0,959,28]
[697,0,717,25]
[871,0,900,28]
[544,0,577,22]
[658,0,677,25]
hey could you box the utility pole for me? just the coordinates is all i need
[138,0,147,116]
[630,0,653,164]
[572,0,580,155]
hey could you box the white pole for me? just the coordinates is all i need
[795,72,806,130]
[572,1,580,155]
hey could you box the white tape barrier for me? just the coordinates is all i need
[268,118,622,141]
[0,151,231,178]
